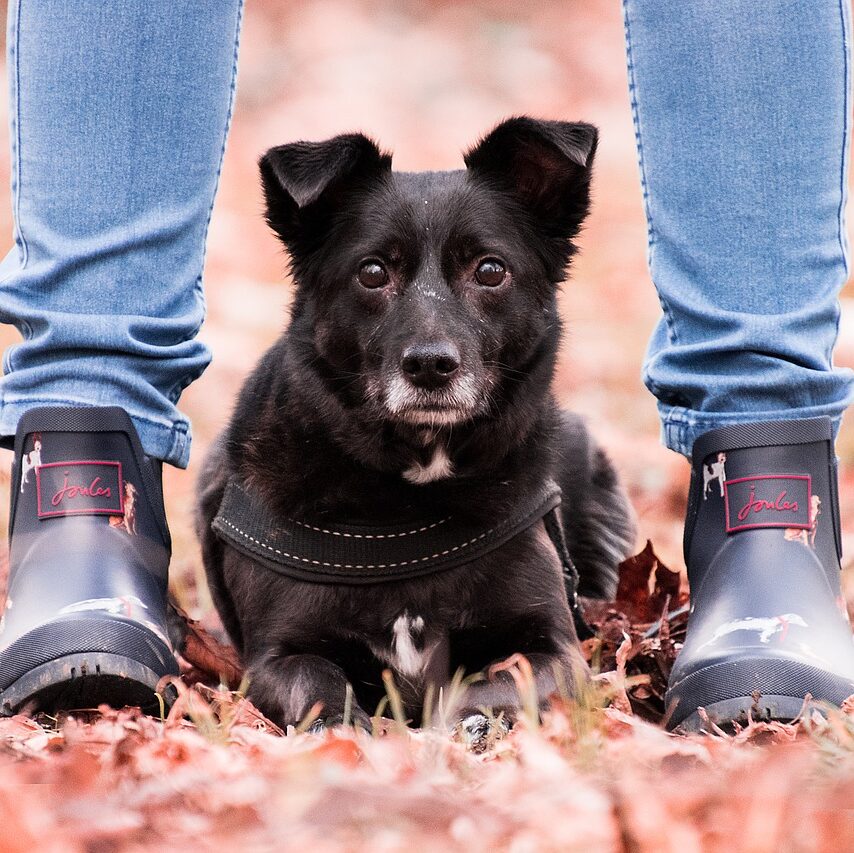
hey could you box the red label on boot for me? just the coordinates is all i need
[723,474,811,533]
[36,461,124,519]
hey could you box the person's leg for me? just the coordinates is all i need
[623,0,853,458]
[0,0,244,468]
[0,1,243,715]
[623,0,854,730]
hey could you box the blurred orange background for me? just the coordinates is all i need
[1,1,853,614]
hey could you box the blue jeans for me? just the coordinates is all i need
[0,1,243,468]
[0,2,850,465]
[624,0,854,456]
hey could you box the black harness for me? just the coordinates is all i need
[213,478,592,639]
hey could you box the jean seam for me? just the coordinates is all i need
[185,0,244,353]
[660,406,847,458]
[832,0,851,368]
[836,0,851,276]
[622,0,679,348]
[10,0,27,269]
[3,0,32,376]
[661,401,849,427]
[668,401,841,454]
[0,395,189,433]
[0,397,190,466]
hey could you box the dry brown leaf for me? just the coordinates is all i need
[615,540,683,624]
[169,602,244,688]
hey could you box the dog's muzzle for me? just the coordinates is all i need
[383,367,483,426]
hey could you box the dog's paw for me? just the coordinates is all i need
[305,711,372,736]
[455,712,512,753]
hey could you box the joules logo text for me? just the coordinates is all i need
[737,484,798,522]
[51,474,111,507]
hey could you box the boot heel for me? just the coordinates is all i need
[1,651,178,717]
[667,654,854,731]
[674,694,813,733]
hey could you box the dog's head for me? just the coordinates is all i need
[260,117,596,443]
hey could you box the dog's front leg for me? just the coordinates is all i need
[246,652,371,732]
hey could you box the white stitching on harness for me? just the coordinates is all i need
[288,516,450,539]
[217,517,495,570]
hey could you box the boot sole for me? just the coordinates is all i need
[0,652,177,717]
[0,614,178,716]
[674,694,813,733]
[666,656,854,732]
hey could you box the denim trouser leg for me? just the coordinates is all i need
[623,0,854,457]
[0,1,243,468]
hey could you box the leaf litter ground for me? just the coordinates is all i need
[2,543,854,852]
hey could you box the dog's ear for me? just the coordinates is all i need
[259,134,391,247]
[464,117,597,238]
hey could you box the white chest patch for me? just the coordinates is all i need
[390,613,426,677]
[403,446,454,484]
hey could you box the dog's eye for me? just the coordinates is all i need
[358,261,389,289]
[474,259,506,287]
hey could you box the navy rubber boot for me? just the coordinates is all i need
[0,407,178,716]
[667,417,854,732]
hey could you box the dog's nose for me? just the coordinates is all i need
[400,342,460,388]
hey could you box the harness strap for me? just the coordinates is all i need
[213,477,592,637]
[543,506,594,640]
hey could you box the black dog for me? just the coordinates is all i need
[197,117,635,737]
